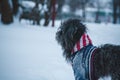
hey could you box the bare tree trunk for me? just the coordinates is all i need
[82,0,86,22]
[51,0,56,27]
[95,9,100,23]
[12,0,19,15]
[1,0,13,24]
[57,0,64,13]
[44,0,56,27]
[44,11,50,26]
[113,0,117,24]
[44,0,51,26]
[119,0,120,23]
[95,0,100,23]
[81,0,89,22]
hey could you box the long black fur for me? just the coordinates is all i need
[56,19,87,61]
[56,18,120,80]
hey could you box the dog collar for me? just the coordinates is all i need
[71,33,92,54]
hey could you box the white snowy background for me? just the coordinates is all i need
[0,18,120,80]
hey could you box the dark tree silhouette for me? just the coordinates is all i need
[68,0,81,12]
[51,0,56,26]
[68,0,88,21]
[0,0,13,24]
[44,0,56,27]
[95,0,101,23]
[57,0,65,13]
[113,0,120,24]
[12,0,19,15]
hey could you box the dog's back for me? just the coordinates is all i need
[93,44,120,80]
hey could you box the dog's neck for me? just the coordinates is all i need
[71,33,92,54]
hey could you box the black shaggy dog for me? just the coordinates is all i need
[56,18,120,80]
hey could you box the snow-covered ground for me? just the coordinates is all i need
[0,19,120,80]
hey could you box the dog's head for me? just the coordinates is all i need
[56,18,87,62]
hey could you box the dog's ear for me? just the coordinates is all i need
[65,26,78,41]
